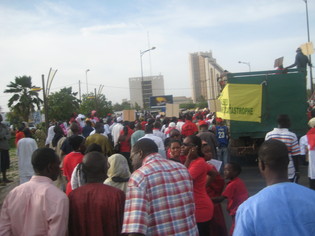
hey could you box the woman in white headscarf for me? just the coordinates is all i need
[104,154,131,193]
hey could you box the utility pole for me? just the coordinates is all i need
[42,74,49,132]
[303,0,313,93]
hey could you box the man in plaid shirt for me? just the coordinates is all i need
[122,138,198,236]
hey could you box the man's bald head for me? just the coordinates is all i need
[131,139,158,170]
[259,139,289,173]
[132,138,158,156]
[82,151,108,183]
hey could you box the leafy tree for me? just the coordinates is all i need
[134,102,141,111]
[4,76,42,122]
[79,93,113,118]
[196,101,208,109]
[179,103,196,110]
[196,95,208,109]
[5,110,23,128]
[113,101,132,111]
[47,87,80,121]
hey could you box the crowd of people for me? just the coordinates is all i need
[0,109,315,235]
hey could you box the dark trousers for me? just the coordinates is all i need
[309,178,315,190]
[197,220,211,236]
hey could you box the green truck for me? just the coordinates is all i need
[226,69,308,161]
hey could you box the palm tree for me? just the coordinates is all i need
[4,76,43,122]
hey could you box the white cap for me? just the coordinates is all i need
[117,117,123,123]
[169,122,176,128]
[308,117,315,128]
[77,114,85,119]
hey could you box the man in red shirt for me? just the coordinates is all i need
[181,114,198,137]
[68,151,125,236]
[213,162,248,235]
[62,135,85,195]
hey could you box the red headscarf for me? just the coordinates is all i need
[307,128,315,150]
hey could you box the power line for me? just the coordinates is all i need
[87,83,191,91]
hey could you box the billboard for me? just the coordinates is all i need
[150,95,173,108]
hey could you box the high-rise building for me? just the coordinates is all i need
[129,75,165,108]
[189,51,224,102]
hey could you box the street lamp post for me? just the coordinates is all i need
[303,0,313,93]
[41,74,49,132]
[85,69,90,95]
[140,47,156,108]
[238,61,251,72]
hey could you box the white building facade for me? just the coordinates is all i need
[129,75,165,108]
[189,51,224,102]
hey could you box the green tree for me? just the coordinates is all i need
[5,110,23,128]
[47,87,80,121]
[179,103,196,110]
[134,102,141,111]
[113,101,132,111]
[4,76,42,121]
[79,93,113,118]
[196,96,208,109]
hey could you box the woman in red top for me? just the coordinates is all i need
[202,144,228,236]
[15,126,25,146]
[118,123,133,172]
[62,135,85,195]
[182,135,216,236]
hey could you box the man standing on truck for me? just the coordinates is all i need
[285,47,312,72]
[265,114,300,183]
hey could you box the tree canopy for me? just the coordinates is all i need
[79,93,113,118]
[4,75,42,122]
[112,101,132,111]
[47,87,80,121]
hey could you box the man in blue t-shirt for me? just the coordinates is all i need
[234,139,315,236]
[216,118,229,169]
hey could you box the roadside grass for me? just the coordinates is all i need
[0,147,19,207]
[6,148,19,182]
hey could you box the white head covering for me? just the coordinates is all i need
[104,154,131,193]
[76,114,86,128]
[169,122,176,128]
[308,117,315,128]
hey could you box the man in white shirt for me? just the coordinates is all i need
[45,123,55,147]
[111,117,124,146]
[176,115,185,133]
[140,124,166,158]
[265,115,300,182]
[17,128,38,184]
[152,121,166,141]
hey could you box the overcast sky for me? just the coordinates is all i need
[0,0,314,112]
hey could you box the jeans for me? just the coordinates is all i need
[217,146,229,171]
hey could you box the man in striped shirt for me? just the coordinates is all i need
[265,114,300,182]
[122,138,198,236]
